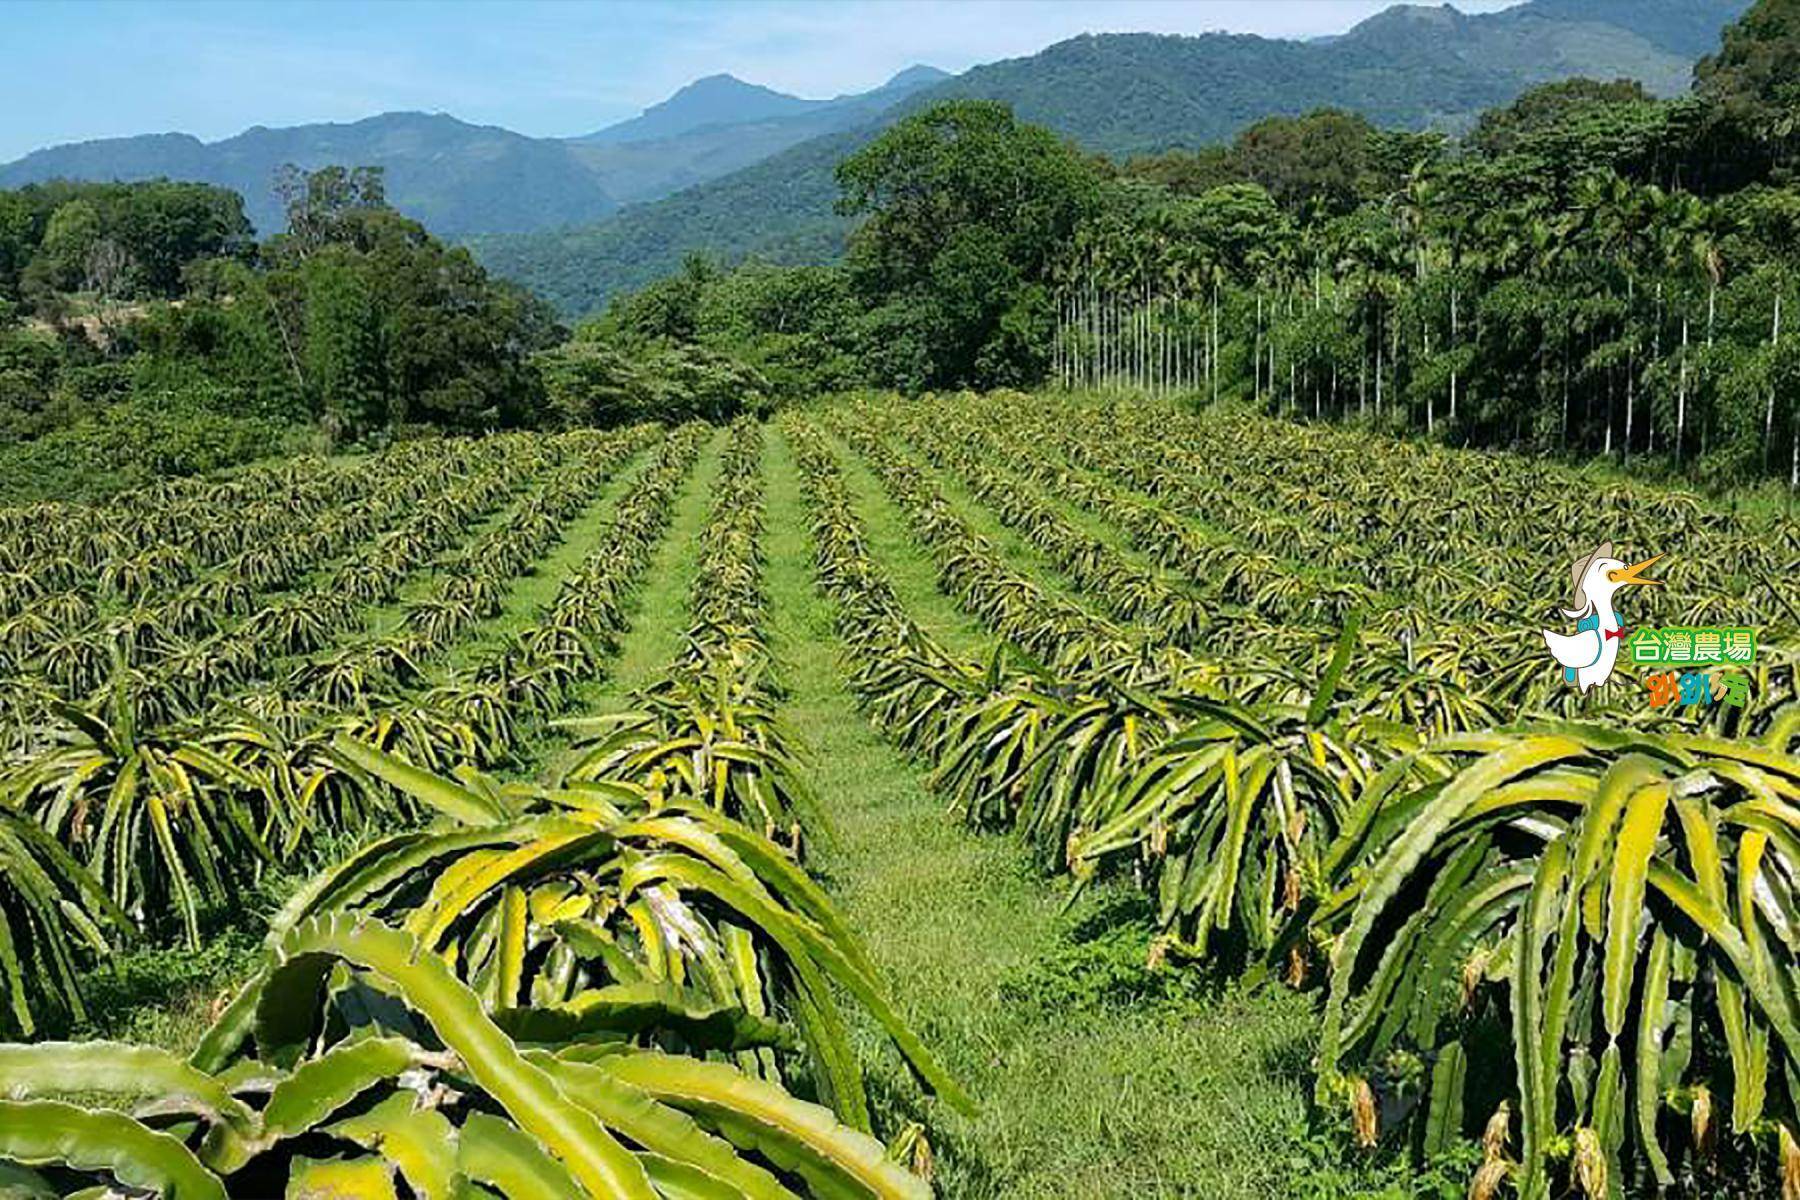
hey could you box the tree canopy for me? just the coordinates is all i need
[0,165,564,502]
[573,0,1800,489]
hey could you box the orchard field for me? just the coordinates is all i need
[1,392,1798,1198]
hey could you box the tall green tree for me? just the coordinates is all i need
[836,99,1104,389]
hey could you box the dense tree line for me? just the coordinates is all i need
[0,178,254,310]
[581,0,1800,488]
[0,167,565,501]
[561,101,1105,406]
[1048,0,1800,487]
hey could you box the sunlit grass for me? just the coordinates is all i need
[765,427,1325,1198]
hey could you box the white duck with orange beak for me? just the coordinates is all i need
[1542,541,1662,692]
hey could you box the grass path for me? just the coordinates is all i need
[590,427,725,702]
[520,428,727,778]
[763,427,1320,1199]
[437,440,658,676]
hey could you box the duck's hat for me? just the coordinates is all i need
[1568,541,1612,607]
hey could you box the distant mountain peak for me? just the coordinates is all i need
[671,73,788,100]
[581,73,819,145]
[880,64,951,90]
[1341,3,1474,40]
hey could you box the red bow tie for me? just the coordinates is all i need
[1604,627,1626,641]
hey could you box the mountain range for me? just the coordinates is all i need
[0,66,950,237]
[0,0,1752,312]
[471,0,1750,315]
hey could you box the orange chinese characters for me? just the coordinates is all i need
[1643,671,1681,707]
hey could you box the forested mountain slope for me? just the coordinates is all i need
[474,0,1750,316]
[0,68,949,236]
[0,113,621,238]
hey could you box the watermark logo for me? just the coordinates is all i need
[1642,668,1750,709]
[1541,541,1661,693]
[1540,541,1754,709]
[1624,626,1756,667]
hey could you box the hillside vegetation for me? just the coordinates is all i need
[551,0,1800,491]
[472,0,1749,314]
[0,1,1749,305]
[0,168,564,503]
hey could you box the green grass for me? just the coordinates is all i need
[439,441,657,676]
[519,427,726,779]
[589,427,726,704]
[764,427,1325,1198]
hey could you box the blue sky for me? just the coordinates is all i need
[2,0,1524,161]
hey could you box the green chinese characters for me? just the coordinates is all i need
[1624,625,1755,667]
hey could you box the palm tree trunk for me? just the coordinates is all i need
[1676,313,1689,466]
[1099,290,1107,387]
[1090,286,1098,387]
[1254,292,1263,403]
[1624,278,1635,463]
[1051,287,1065,386]
[1094,289,1108,386]
[1768,290,1783,473]
[1210,282,1220,405]
[1561,336,1570,448]
[1141,284,1149,392]
[1649,281,1662,456]
[1054,290,1064,388]
[1625,368,1635,463]
[1391,312,1400,428]
[1605,365,1615,457]
[1092,282,1100,388]
[1425,322,1434,435]
[1187,295,1195,394]
[1374,309,1384,420]
[1449,286,1459,424]
[1079,283,1087,387]
[1134,289,1142,392]
[1269,333,1277,415]
[1099,286,1107,388]
[1082,285,1091,387]
[1083,283,1091,388]
[1156,296,1163,396]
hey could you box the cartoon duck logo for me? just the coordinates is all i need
[1542,541,1663,692]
